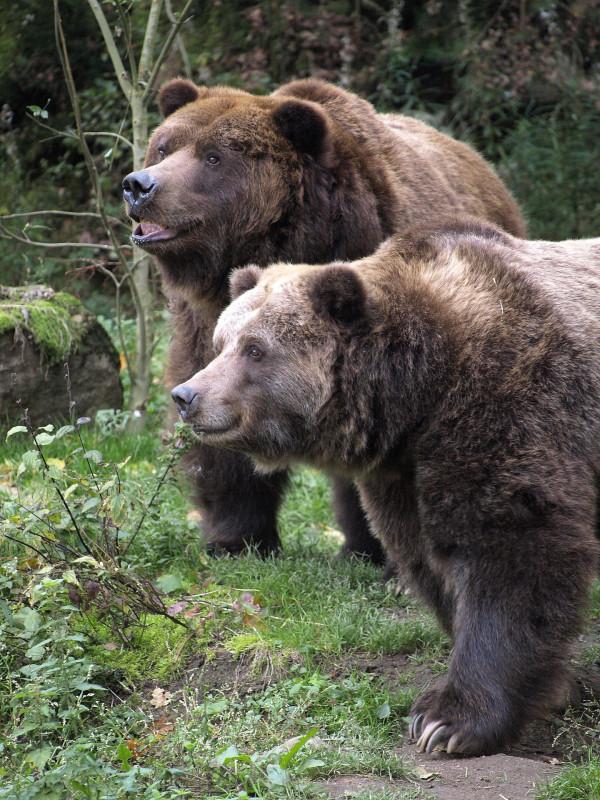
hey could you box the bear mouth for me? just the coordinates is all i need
[132,221,179,246]
[193,424,235,437]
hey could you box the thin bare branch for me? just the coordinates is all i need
[165,0,192,78]
[0,224,122,251]
[84,130,134,150]
[54,5,137,284]
[122,450,178,557]
[86,0,132,99]
[115,0,138,85]
[138,0,165,84]
[26,113,133,151]
[143,0,194,101]
[0,209,128,229]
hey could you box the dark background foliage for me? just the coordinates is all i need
[1,0,599,298]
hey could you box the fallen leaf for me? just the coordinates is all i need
[150,687,173,708]
[103,642,118,651]
[414,765,440,781]
[152,716,174,738]
[183,604,203,619]
[167,600,188,616]
[125,738,146,761]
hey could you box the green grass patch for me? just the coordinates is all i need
[154,669,414,798]
[213,547,446,661]
[536,756,600,800]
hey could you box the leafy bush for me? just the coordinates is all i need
[500,96,600,240]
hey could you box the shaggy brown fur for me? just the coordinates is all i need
[172,219,600,756]
[123,77,525,558]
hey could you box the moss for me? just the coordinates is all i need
[0,286,90,361]
[85,614,194,686]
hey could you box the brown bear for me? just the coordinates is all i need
[122,77,525,561]
[170,219,600,756]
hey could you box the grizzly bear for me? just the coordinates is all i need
[122,77,525,561]
[170,219,600,756]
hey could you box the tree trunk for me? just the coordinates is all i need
[128,91,155,428]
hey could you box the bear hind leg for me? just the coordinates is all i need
[184,444,287,556]
[332,477,386,564]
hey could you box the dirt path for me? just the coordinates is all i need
[400,746,561,800]
[322,749,561,800]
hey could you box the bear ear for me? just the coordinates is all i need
[229,264,262,300]
[272,100,332,162]
[158,79,199,117]
[309,266,367,328]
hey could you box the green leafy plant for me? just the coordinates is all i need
[2,415,196,644]
[212,728,325,797]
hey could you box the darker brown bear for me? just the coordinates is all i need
[123,78,525,560]
[172,219,600,756]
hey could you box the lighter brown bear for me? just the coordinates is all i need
[122,78,525,561]
[171,219,600,756]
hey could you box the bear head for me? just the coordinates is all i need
[122,79,341,303]
[170,260,378,473]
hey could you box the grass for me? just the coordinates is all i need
[536,757,600,800]
[0,419,598,799]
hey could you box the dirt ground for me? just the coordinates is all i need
[145,644,599,800]
[322,751,561,800]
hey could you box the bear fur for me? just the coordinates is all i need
[124,77,525,559]
[171,219,600,756]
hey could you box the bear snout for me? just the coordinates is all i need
[171,382,199,419]
[122,170,158,214]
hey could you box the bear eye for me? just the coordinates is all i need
[245,344,263,361]
[206,152,221,166]
[157,146,166,160]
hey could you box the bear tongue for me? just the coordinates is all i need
[134,222,178,241]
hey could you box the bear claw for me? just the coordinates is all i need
[417,720,450,753]
[408,713,424,740]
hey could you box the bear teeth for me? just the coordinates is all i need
[139,222,165,235]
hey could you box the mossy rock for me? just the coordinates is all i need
[0,285,123,426]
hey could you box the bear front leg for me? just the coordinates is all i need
[183,443,287,556]
[331,477,386,564]
[409,534,595,756]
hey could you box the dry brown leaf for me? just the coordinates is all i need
[150,687,173,708]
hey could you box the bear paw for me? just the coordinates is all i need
[408,687,507,756]
[204,537,281,558]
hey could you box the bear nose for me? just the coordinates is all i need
[122,170,157,208]
[171,383,199,418]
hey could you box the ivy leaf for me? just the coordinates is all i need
[156,573,183,594]
[26,746,53,771]
[83,450,103,464]
[81,497,100,514]
[14,606,42,633]
[55,425,75,440]
[214,744,239,765]
[6,426,28,440]
[266,763,289,786]
[35,432,55,446]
